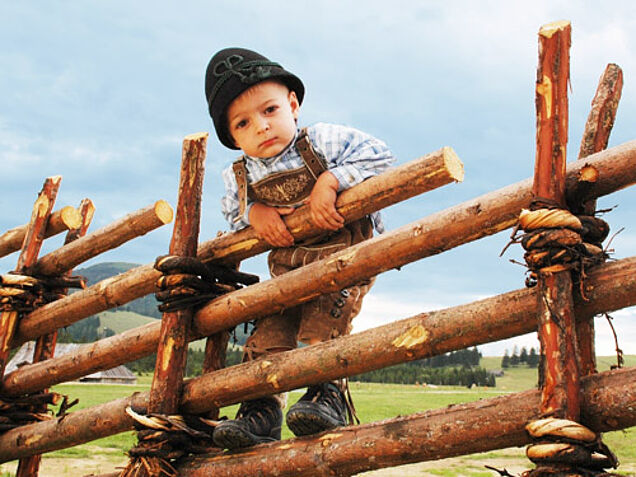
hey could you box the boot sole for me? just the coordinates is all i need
[213,423,279,450]
[286,403,346,437]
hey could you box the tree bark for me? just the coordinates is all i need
[27,200,173,277]
[0,206,81,259]
[147,132,207,415]
[533,20,571,207]
[16,199,94,477]
[175,368,636,477]
[11,147,467,345]
[11,141,635,352]
[533,20,580,421]
[574,63,623,377]
[0,256,633,456]
[0,176,61,379]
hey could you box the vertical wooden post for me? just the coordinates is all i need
[574,64,623,376]
[201,330,231,419]
[148,132,207,416]
[0,176,60,477]
[0,176,61,378]
[533,20,580,420]
[16,199,94,477]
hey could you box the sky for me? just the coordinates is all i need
[1,1,634,358]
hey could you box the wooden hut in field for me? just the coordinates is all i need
[6,342,137,385]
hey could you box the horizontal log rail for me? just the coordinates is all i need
[5,140,636,389]
[176,368,636,477]
[12,147,464,345]
[27,200,173,277]
[0,206,81,259]
[0,256,633,458]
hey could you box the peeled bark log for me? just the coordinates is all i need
[148,132,207,415]
[0,206,81,259]
[575,63,623,377]
[27,200,173,277]
[11,148,465,345]
[533,20,571,207]
[0,364,633,467]
[199,146,464,264]
[16,199,95,477]
[175,368,636,477]
[0,255,633,458]
[0,176,61,378]
[11,142,635,350]
[533,20,581,421]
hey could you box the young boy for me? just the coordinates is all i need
[205,47,395,450]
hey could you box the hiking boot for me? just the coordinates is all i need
[286,382,347,436]
[212,397,282,449]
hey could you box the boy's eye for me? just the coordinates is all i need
[235,119,247,129]
[264,105,278,114]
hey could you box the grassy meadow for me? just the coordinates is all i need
[1,357,634,476]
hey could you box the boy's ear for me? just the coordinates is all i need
[288,90,300,120]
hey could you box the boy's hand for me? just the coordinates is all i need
[305,171,345,231]
[248,203,295,248]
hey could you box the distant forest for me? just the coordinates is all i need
[351,347,497,387]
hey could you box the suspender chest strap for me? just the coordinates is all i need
[232,128,328,221]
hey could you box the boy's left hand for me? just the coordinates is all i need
[305,171,345,231]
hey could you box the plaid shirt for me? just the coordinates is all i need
[221,122,396,232]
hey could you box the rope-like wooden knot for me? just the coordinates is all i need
[516,207,609,288]
[0,273,84,313]
[120,407,224,477]
[0,393,77,434]
[522,418,620,476]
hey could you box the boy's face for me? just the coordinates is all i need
[226,80,300,158]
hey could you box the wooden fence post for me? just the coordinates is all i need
[533,20,581,421]
[573,63,623,376]
[16,198,94,477]
[120,132,207,477]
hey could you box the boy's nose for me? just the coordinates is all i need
[256,116,270,132]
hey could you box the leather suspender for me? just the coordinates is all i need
[232,160,249,222]
[295,128,327,180]
[232,128,327,221]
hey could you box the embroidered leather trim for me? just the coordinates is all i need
[232,128,328,219]
[248,167,314,206]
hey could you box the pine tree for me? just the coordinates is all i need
[510,345,520,366]
[520,346,528,364]
[502,350,511,368]
[528,347,540,368]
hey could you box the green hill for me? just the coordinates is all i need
[76,262,162,318]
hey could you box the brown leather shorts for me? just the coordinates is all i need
[243,217,374,360]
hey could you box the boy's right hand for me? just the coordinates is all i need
[248,203,295,248]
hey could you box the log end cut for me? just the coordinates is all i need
[539,20,571,38]
[442,146,464,183]
[184,132,209,141]
[578,165,599,184]
[58,206,83,230]
[154,200,174,225]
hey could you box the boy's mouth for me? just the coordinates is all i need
[260,137,277,148]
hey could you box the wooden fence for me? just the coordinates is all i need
[0,20,634,477]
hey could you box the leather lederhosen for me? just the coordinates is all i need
[234,129,374,360]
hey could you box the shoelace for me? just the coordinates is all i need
[237,399,279,431]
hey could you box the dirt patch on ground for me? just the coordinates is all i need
[0,452,127,477]
[2,449,634,476]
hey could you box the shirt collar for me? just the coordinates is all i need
[243,128,300,165]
